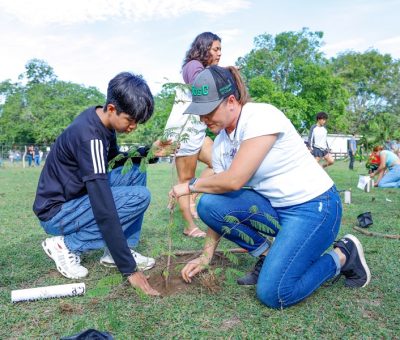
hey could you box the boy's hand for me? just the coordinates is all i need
[152,139,179,157]
[128,272,160,296]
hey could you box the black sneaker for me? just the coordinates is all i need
[333,234,371,288]
[237,255,265,286]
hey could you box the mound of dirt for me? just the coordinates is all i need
[147,253,232,296]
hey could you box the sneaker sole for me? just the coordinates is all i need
[99,259,156,271]
[342,234,371,287]
[42,240,87,280]
[99,259,118,268]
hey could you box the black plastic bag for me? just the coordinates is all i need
[357,212,373,228]
[60,329,114,340]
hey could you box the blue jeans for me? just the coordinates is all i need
[34,155,40,166]
[198,186,342,309]
[198,189,280,256]
[348,150,355,170]
[27,155,33,167]
[378,165,400,188]
[40,165,149,254]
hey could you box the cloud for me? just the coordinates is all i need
[322,35,400,59]
[376,36,400,58]
[215,29,242,43]
[322,38,366,57]
[378,35,400,46]
[0,0,250,26]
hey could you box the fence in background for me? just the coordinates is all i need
[0,143,50,167]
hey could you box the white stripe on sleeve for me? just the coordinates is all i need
[90,139,98,174]
[95,139,102,174]
[99,139,106,173]
[91,139,106,174]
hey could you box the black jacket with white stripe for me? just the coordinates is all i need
[33,106,140,276]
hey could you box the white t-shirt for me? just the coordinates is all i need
[212,103,334,207]
[310,125,328,150]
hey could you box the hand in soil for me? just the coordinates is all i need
[128,272,160,296]
[181,256,210,283]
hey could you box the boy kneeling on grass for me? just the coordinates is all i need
[33,72,173,296]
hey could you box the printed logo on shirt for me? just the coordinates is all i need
[90,139,106,174]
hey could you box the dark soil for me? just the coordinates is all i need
[147,253,231,296]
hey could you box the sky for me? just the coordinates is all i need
[1,0,400,96]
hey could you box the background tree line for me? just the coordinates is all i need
[1,28,399,150]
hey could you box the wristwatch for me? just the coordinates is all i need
[188,177,198,193]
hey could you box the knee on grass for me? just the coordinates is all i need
[256,283,284,309]
[256,279,299,309]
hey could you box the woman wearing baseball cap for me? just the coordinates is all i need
[169,65,371,308]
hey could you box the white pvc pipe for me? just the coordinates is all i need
[11,283,85,303]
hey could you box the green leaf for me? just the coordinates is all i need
[263,213,281,230]
[121,157,133,175]
[224,215,240,224]
[238,230,254,245]
[249,205,259,214]
[249,219,271,233]
[221,226,231,235]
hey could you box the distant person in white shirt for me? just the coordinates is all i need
[308,111,334,168]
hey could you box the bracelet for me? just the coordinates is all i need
[188,177,198,193]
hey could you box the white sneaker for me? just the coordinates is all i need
[42,236,88,279]
[100,248,155,271]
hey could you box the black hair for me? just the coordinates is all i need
[105,72,154,124]
[316,111,328,121]
[183,32,221,67]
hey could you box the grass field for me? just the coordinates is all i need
[0,160,399,339]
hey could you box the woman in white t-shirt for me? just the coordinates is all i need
[169,65,371,309]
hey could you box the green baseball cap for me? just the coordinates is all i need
[184,66,238,116]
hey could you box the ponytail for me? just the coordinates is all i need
[225,66,250,105]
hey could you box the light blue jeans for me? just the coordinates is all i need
[378,164,400,188]
[40,165,150,254]
[197,186,342,309]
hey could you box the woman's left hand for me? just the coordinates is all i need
[169,183,190,200]
[181,256,210,283]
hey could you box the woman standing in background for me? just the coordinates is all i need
[164,32,221,238]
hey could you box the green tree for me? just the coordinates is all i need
[26,81,105,143]
[237,28,349,132]
[0,82,32,143]
[330,50,400,142]
[19,58,57,85]
[0,60,105,144]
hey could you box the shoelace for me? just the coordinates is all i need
[66,252,81,265]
